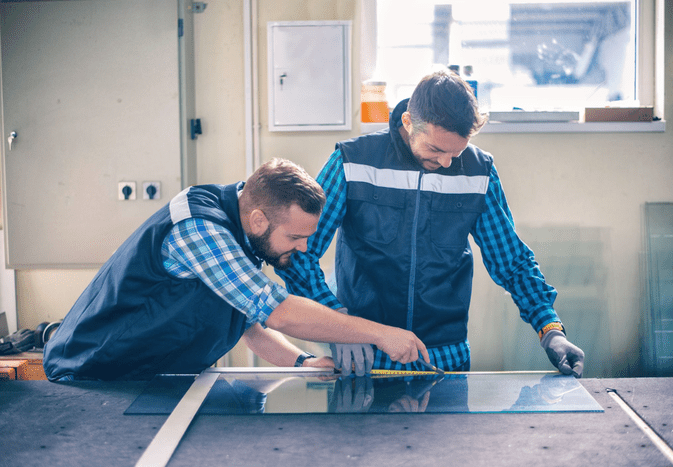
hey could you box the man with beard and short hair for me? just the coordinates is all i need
[43,158,429,381]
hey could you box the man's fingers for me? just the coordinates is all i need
[353,349,366,376]
[364,345,374,374]
[330,343,342,369]
[341,350,353,376]
[571,360,584,378]
[417,338,430,363]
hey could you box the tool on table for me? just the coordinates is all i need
[369,369,439,378]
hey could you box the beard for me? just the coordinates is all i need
[248,226,295,270]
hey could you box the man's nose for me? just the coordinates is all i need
[296,238,308,253]
[438,154,454,168]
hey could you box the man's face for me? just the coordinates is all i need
[402,112,470,171]
[248,204,319,270]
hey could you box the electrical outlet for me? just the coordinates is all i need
[142,181,161,200]
[118,181,136,200]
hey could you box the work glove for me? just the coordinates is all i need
[329,376,374,413]
[0,328,35,355]
[330,308,374,377]
[540,329,585,378]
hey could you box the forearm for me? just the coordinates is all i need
[266,296,430,365]
[241,323,306,367]
[266,295,386,346]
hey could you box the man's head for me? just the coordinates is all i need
[401,70,487,171]
[239,158,326,270]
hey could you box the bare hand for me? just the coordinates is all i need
[302,355,335,369]
[376,328,429,364]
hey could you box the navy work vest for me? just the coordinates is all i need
[334,99,493,347]
[43,183,255,381]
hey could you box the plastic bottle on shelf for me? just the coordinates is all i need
[361,80,389,123]
[463,65,478,99]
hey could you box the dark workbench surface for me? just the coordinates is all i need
[1,378,671,467]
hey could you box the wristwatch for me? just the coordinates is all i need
[294,351,316,367]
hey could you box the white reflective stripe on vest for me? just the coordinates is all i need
[169,187,193,224]
[344,162,488,194]
[421,172,488,194]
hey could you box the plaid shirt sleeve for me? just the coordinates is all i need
[162,217,289,327]
[275,149,346,309]
[471,164,560,332]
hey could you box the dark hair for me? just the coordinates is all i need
[242,158,326,224]
[407,70,487,138]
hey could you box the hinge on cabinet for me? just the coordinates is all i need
[191,2,207,13]
[178,18,183,37]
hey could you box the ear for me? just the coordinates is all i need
[401,111,413,134]
[248,209,270,236]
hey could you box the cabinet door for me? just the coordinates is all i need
[268,21,351,131]
[1,0,183,267]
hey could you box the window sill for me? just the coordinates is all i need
[480,120,666,134]
[360,121,666,135]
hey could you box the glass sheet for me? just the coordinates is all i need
[126,371,603,415]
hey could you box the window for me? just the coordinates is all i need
[365,0,647,116]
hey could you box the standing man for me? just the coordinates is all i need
[277,70,584,377]
[43,158,429,381]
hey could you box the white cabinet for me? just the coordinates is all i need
[267,21,351,132]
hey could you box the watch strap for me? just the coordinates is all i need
[294,351,316,367]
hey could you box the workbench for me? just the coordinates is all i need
[1,376,671,467]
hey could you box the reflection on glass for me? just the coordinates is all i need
[127,372,603,415]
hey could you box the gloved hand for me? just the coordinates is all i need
[0,328,35,355]
[330,308,374,377]
[540,329,585,378]
[329,376,374,413]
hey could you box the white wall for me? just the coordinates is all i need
[9,0,673,377]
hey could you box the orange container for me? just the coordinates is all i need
[361,81,389,123]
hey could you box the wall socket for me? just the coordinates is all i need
[118,181,136,200]
[142,181,161,200]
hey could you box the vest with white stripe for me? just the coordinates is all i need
[44,183,255,381]
[335,107,493,347]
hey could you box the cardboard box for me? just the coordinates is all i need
[585,107,653,122]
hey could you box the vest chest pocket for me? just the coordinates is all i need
[344,183,405,245]
[430,194,486,248]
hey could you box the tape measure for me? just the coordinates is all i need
[369,369,440,377]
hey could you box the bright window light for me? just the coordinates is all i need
[373,0,637,113]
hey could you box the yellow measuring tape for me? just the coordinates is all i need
[369,369,440,377]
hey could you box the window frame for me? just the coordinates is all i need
[360,0,665,134]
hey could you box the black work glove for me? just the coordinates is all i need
[540,329,585,378]
[0,328,35,355]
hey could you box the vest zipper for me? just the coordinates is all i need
[406,170,423,331]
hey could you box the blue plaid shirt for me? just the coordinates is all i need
[161,217,289,328]
[278,149,560,372]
